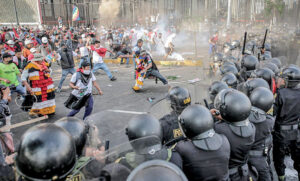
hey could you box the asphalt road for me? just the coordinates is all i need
[8,61,298,181]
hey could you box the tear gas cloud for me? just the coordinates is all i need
[99,0,120,23]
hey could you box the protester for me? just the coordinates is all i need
[91,40,116,81]
[21,53,56,116]
[0,53,26,96]
[56,43,76,92]
[23,39,34,58]
[66,60,103,120]
[13,50,27,72]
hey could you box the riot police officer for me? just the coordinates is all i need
[270,58,282,69]
[250,68,276,94]
[240,55,259,81]
[117,114,182,170]
[213,89,257,181]
[238,78,270,97]
[208,81,229,109]
[174,105,231,181]
[248,87,275,181]
[159,86,191,146]
[273,66,300,181]
[15,123,77,181]
[54,117,88,157]
[220,64,239,77]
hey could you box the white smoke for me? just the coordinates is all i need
[99,0,120,24]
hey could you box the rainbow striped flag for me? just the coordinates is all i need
[72,5,80,21]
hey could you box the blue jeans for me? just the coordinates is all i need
[92,63,113,79]
[117,52,130,65]
[209,44,217,56]
[68,96,93,120]
[58,68,76,89]
[79,56,90,68]
[146,69,168,85]
[11,83,26,96]
[120,57,130,64]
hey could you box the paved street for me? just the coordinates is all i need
[10,62,212,140]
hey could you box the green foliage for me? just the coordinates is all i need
[264,0,285,16]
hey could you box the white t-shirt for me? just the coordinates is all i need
[70,72,96,97]
[92,50,103,64]
[80,46,89,57]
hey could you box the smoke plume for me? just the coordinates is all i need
[99,0,120,23]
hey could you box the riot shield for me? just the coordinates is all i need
[85,110,141,150]
[69,135,162,181]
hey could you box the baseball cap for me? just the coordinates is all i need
[2,52,12,59]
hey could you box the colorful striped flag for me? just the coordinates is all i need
[72,5,80,21]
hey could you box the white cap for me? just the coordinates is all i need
[81,34,86,38]
[25,39,33,46]
[7,40,14,45]
[42,37,48,44]
[30,48,37,53]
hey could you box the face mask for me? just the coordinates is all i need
[9,45,14,47]
[83,70,91,75]
[8,60,13,64]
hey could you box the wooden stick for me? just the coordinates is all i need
[0,115,48,132]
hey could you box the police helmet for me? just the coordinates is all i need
[209,81,229,102]
[280,66,300,87]
[127,160,188,181]
[213,52,224,62]
[214,89,252,123]
[221,72,238,88]
[223,55,238,63]
[178,105,214,139]
[168,86,191,114]
[231,40,240,49]
[241,55,259,71]
[223,42,234,53]
[54,117,88,156]
[250,68,275,86]
[263,62,279,75]
[222,61,235,67]
[250,87,274,112]
[264,43,271,51]
[270,58,282,69]
[238,78,270,96]
[261,53,272,60]
[126,114,162,154]
[220,65,238,76]
[15,123,76,180]
[264,51,272,58]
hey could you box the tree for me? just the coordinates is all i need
[264,0,285,25]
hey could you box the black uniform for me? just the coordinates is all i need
[273,86,300,177]
[159,112,183,145]
[175,134,230,181]
[248,107,275,181]
[215,121,256,181]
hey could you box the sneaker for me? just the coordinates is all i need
[56,88,61,93]
[110,76,117,81]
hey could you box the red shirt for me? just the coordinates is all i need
[91,45,107,57]
[210,35,218,44]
